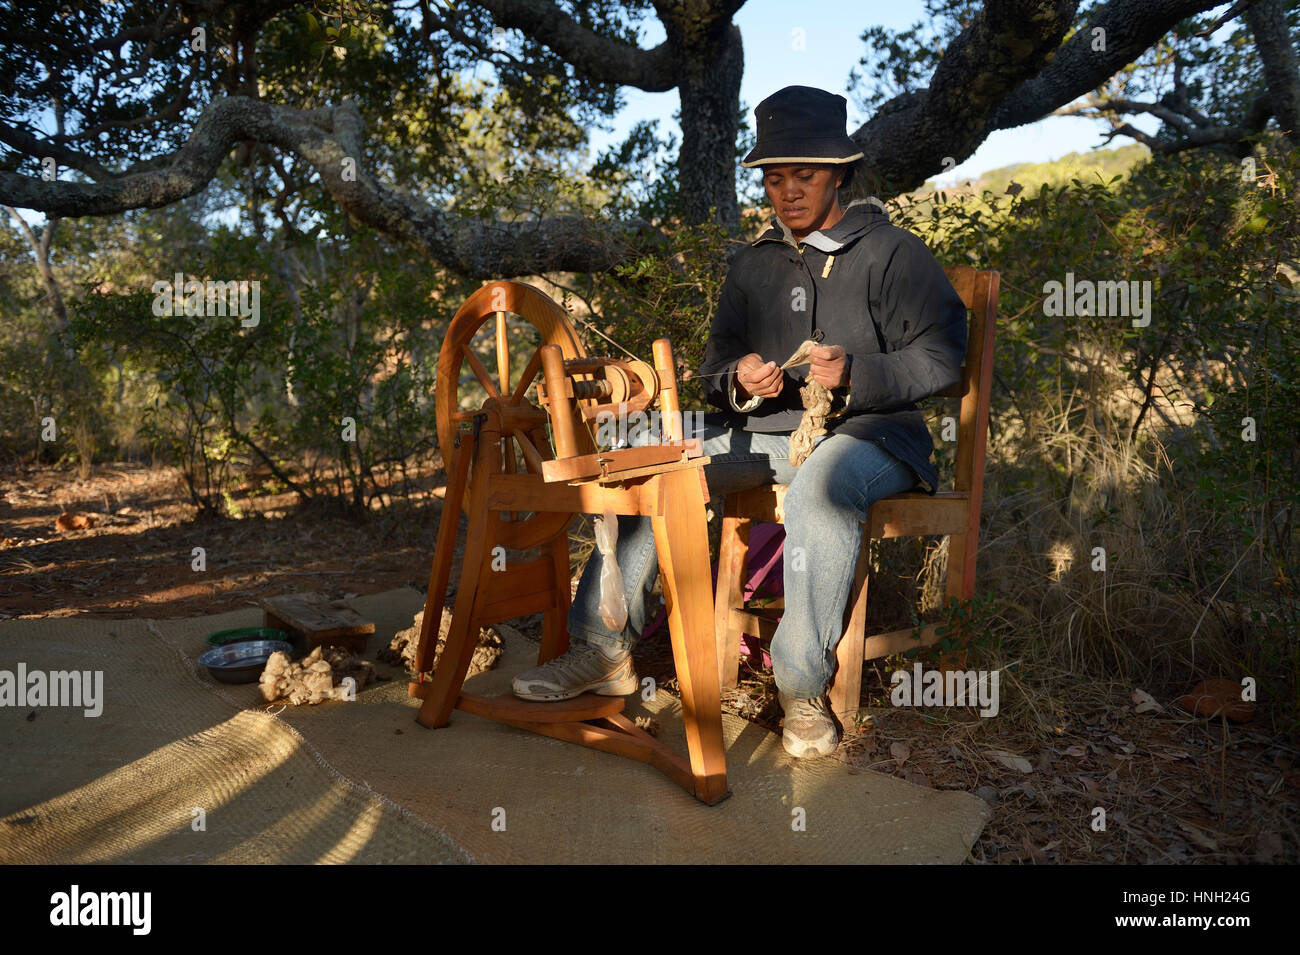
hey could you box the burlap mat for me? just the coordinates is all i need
[0,589,991,864]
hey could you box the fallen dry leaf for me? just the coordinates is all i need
[1132,688,1163,713]
[890,741,910,766]
[989,748,1034,773]
[55,512,97,531]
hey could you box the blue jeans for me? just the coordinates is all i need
[567,412,918,698]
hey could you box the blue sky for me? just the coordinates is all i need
[587,0,1175,184]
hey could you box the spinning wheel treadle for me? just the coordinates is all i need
[414,280,728,804]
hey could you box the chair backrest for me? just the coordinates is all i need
[936,266,999,498]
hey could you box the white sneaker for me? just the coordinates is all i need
[512,643,638,702]
[778,691,840,757]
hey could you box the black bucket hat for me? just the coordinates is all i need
[741,86,864,168]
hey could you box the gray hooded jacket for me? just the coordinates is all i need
[695,198,968,495]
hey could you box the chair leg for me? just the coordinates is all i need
[945,530,977,603]
[829,527,871,725]
[940,529,978,662]
[714,506,749,689]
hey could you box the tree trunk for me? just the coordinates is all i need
[5,209,70,343]
[1245,0,1300,148]
[670,22,743,228]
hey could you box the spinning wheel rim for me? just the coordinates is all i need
[435,281,587,550]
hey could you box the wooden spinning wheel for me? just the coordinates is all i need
[415,280,729,805]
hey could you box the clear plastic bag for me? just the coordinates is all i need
[594,507,629,631]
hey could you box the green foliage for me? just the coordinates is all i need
[275,244,446,509]
[930,143,1151,195]
[590,101,760,223]
[0,218,105,465]
[904,590,999,658]
[64,222,456,516]
[884,135,1299,727]
[71,280,275,514]
[589,119,682,222]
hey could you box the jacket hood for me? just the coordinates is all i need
[753,197,891,252]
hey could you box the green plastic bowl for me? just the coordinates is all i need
[205,626,290,648]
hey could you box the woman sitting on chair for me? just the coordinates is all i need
[511,85,968,758]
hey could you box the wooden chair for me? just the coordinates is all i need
[713,265,999,723]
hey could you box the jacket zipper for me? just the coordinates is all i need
[794,242,817,339]
[753,234,830,340]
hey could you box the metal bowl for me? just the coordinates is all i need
[205,626,290,648]
[198,639,293,684]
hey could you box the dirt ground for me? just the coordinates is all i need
[2,460,1296,864]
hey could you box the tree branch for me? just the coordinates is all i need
[853,0,1079,194]
[0,95,660,277]
[990,0,1233,131]
[849,0,1247,195]
[468,0,678,91]
[5,207,68,335]
[1059,92,1274,152]
[0,123,115,181]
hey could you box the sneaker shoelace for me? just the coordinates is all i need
[534,643,609,680]
[788,695,829,720]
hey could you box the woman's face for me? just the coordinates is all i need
[762,163,845,239]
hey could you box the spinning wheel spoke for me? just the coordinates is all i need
[510,348,544,405]
[462,346,501,399]
[513,429,546,473]
[496,311,511,397]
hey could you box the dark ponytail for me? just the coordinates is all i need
[836,157,880,204]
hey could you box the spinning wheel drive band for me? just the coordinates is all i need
[435,281,590,551]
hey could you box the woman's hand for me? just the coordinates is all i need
[735,353,784,399]
[808,344,851,389]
